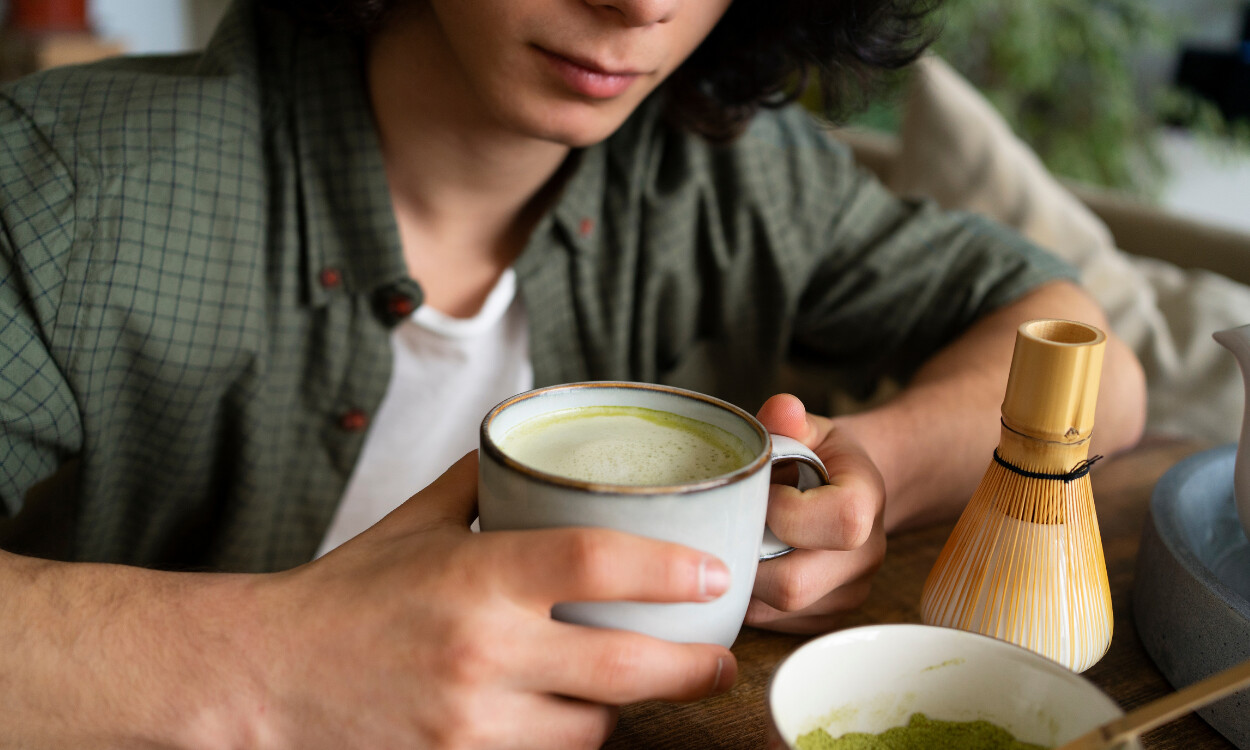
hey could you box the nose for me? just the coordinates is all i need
[586,0,679,26]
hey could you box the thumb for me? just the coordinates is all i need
[756,393,818,446]
[381,450,481,532]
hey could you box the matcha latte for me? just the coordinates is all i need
[479,382,829,646]
[499,405,755,486]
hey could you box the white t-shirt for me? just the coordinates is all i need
[315,270,533,556]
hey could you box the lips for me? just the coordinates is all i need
[537,47,644,99]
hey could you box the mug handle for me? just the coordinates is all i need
[759,434,831,560]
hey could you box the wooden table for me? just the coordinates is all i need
[606,436,1237,749]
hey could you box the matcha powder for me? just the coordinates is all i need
[795,713,1049,750]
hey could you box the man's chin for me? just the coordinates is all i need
[515,103,637,149]
[528,124,627,150]
[545,130,619,149]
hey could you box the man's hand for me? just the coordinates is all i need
[746,393,887,633]
[0,453,736,750]
[247,451,737,749]
[744,283,1148,635]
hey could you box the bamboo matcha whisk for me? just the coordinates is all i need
[920,319,1112,673]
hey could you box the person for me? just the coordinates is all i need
[0,0,1146,747]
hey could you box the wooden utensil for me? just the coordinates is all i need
[1057,657,1250,750]
[921,319,1113,672]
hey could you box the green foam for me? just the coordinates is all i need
[501,405,755,486]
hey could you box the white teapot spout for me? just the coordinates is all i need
[1213,323,1250,542]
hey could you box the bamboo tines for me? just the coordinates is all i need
[920,454,1113,672]
[920,319,1113,673]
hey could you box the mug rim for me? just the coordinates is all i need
[480,381,772,495]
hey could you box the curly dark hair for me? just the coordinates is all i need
[260,0,940,141]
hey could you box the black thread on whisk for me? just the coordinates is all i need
[992,450,1105,483]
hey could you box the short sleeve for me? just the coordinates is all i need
[744,109,1078,394]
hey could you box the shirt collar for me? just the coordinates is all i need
[549,144,606,254]
[547,92,665,255]
[289,30,408,307]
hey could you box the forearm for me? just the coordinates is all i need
[0,550,270,750]
[836,281,1147,533]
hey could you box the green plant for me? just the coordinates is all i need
[808,0,1250,198]
[931,0,1175,196]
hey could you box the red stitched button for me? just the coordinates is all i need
[386,292,416,318]
[318,267,342,289]
[338,408,368,432]
[579,217,594,237]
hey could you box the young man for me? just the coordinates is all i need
[0,0,1145,747]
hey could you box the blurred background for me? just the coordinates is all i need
[920,0,1250,232]
[0,0,228,56]
[819,0,1250,234]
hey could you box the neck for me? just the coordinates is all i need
[366,7,572,314]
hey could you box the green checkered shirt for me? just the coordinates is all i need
[0,1,1075,571]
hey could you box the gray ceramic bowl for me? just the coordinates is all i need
[1134,444,1250,747]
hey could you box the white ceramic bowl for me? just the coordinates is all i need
[769,624,1136,749]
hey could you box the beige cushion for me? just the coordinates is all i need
[886,55,1250,442]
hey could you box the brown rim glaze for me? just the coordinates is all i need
[480,381,771,495]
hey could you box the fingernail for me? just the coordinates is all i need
[698,557,731,600]
[711,655,736,695]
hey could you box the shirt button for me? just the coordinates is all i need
[386,292,416,319]
[338,409,368,432]
[319,267,343,289]
[579,217,595,237]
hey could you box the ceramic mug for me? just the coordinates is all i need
[477,381,830,648]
